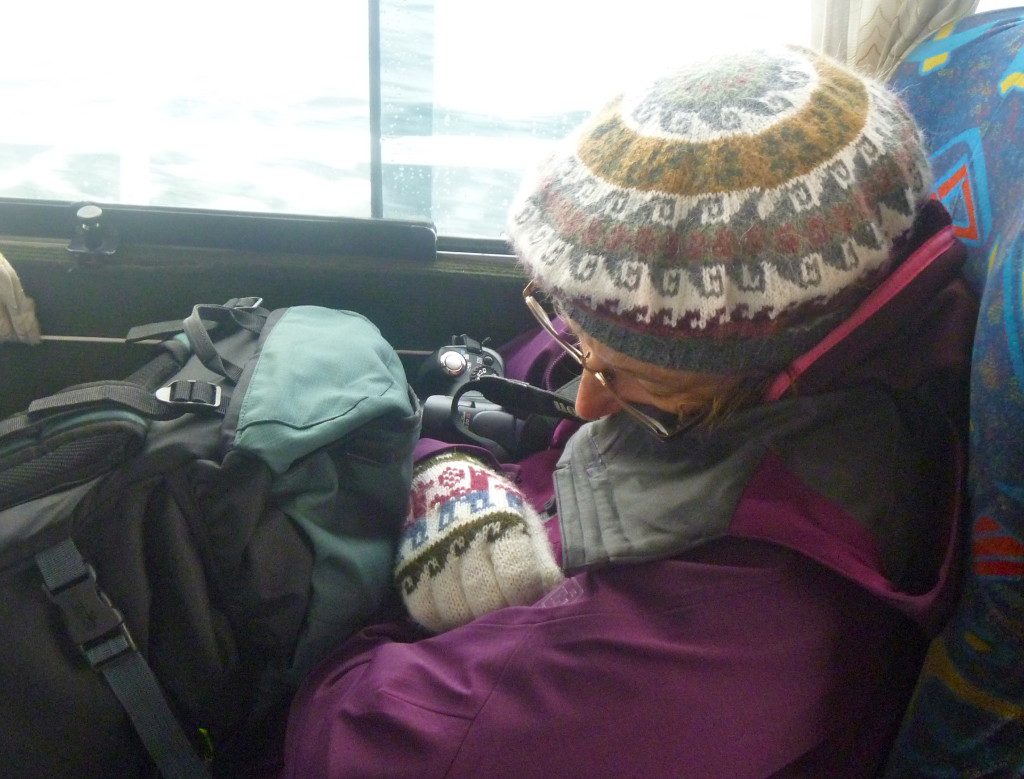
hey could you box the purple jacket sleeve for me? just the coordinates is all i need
[282,543,924,778]
[281,619,527,777]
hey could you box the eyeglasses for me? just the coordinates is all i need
[523,280,681,439]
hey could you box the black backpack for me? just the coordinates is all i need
[0,298,421,777]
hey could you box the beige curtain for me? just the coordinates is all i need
[812,0,980,78]
[0,251,41,343]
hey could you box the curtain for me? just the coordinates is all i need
[0,251,40,343]
[812,0,980,78]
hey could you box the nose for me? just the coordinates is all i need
[574,370,623,420]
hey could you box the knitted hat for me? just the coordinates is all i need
[395,452,563,633]
[507,46,932,373]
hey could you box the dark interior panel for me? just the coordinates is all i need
[1,235,532,418]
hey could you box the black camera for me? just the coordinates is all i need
[415,335,577,461]
[415,334,505,397]
[419,393,531,460]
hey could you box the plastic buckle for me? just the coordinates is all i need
[227,296,263,310]
[156,379,222,411]
[45,565,136,667]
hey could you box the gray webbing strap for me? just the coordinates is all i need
[26,380,223,421]
[0,411,30,442]
[183,311,244,383]
[36,540,210,779]
[125,318,216,344]
[181,301,268,383]
[27,383,173,419]
[99,650,211,779]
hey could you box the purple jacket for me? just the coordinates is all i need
[283,549,942,778]
[280,204,973,778]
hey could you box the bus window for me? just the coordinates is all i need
[0,1,812,240]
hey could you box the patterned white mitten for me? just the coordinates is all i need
[395,451,563,633]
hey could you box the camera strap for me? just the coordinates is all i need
[449,375,582,456]
[453,375,580,419]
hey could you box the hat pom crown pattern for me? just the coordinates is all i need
[507,46,932,373]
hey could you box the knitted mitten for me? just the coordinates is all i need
[395,451,564,633]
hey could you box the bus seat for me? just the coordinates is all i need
[885,6,1024,774]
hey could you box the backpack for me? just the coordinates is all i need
[0,297,421,778]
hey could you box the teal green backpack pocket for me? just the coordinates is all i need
[226,304,421,675]
[232,306,416,473]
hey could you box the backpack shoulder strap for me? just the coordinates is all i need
[36,539,210,779]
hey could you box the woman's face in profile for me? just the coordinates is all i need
[569,326,742,422]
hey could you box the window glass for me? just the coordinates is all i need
[1,2,370,215]
[382,1,814,238]
[1,1,812,239]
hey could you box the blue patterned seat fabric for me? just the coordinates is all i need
[885,7,1024,777]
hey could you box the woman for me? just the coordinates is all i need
[281,46,970,777]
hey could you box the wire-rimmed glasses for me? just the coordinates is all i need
[522,280,679,439]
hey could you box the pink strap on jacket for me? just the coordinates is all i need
[766,224,959,401]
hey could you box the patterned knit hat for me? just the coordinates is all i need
[507,46,932,373]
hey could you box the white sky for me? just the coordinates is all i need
[1,1,811,110]
[434,1,814,114]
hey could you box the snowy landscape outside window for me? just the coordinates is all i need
[0,1,812,239]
